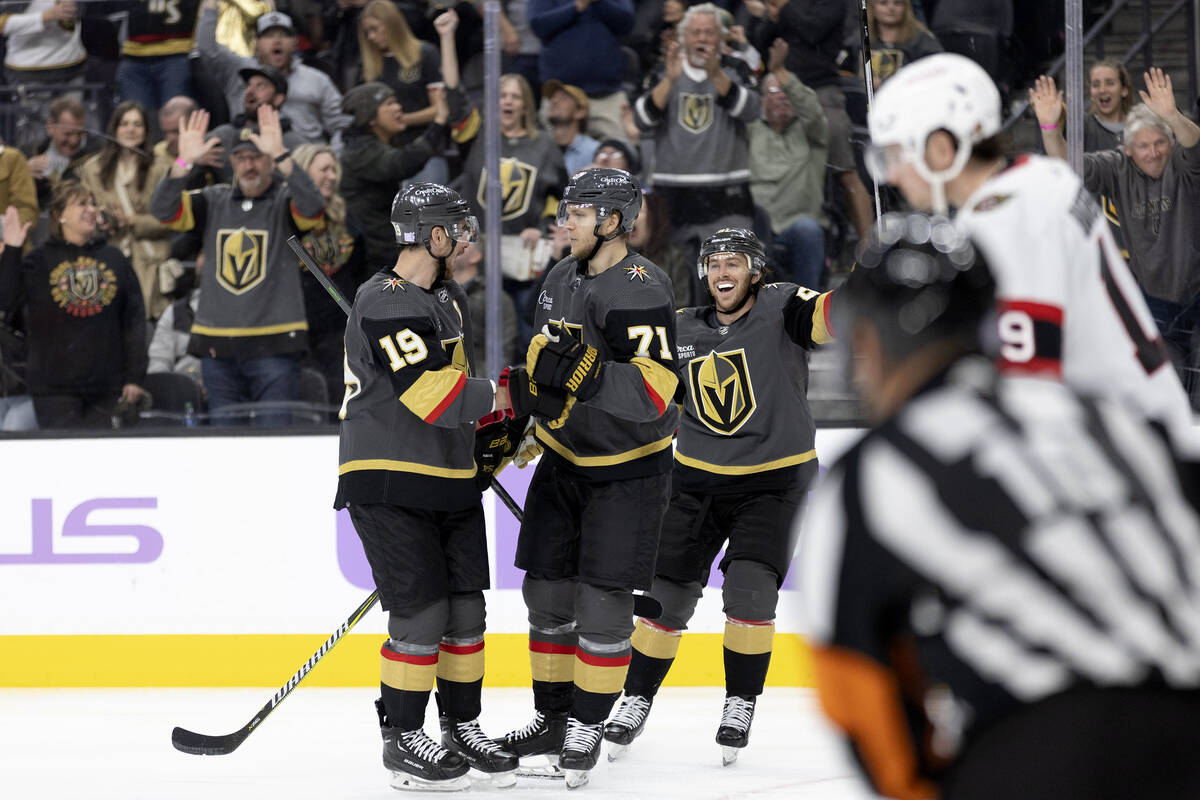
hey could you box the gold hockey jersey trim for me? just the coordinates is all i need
[534,426,674,467]
[339,459,477,479]
[673,448,816,475]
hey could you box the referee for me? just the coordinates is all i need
[801,213,1200,800]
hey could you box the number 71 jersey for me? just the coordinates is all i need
[957,155,1196,448]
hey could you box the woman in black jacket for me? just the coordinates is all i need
[0,181,147,429]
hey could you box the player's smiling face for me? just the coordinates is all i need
[706,252,758,312]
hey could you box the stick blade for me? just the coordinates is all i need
[171,725,248,756]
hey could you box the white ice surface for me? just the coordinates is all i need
[0,687,878,800]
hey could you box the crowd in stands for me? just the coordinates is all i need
[0,0,1196,431]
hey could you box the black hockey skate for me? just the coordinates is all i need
[495,710,568,779]
[439,714,519,788]
[560,717,604,789]
[376,699,469,792]
[715,695,756,766]
[602,694,653,761]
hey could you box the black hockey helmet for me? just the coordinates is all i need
[391,182,479,247]
[556,167,642,235]
[836,212,996,356]
[697,227,767,281]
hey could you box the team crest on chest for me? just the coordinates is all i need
[216,227,268,294]
[679,92,714,134]
[442,336,468,374]
[49,256,118,317]
[688,348,756,435]
[479,157,538,221]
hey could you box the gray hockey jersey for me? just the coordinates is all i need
[335,271,496,511]
[674,282,834,493]
[532,252,680,481]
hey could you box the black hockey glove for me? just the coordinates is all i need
[473,411,528,490]
[501,366,573,428]
[527,323,603,401]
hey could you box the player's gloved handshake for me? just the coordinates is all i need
[499,365,574,430]
[473,410,528,489]
[527,323,603,401]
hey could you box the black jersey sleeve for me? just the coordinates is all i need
[782,284,836,349]
[361,314,493,427]
[591,301,680,421]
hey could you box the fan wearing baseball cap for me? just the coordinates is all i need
[196,0,352,147]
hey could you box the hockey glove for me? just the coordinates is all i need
[527,323,603,401]
[501,366,568,421]
[511,418,543,468]
[473,411,528,489]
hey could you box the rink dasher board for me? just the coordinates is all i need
[0,430,865,687]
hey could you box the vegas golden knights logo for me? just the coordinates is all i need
[679,92,713,134]
[216,228,268,294]
[442,336,469,374]
[479,158,537,221]
[688,348,756,435]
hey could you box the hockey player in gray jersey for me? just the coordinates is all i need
[603,227,835,766]
[337,183,530,791]
[495,168,680,788]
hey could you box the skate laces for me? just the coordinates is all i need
[455,719,505,754]
[400,729,451,763]
[609,695,651,731]
[508,711,549,742]
[719,696,755,733]
[563,717,603,753]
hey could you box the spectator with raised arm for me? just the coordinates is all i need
[0,187,147,429]
[634,3,761,263]
[529,0,633,142]
[1033,68,1200,407]
[746,0,875,243]
[150,105,327,426]
[749,39,829,290]
[0,0,87,89]
[340,81,450,270]
[196,0,351,147]
[208,64,306,182]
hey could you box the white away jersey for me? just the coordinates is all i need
[957,155,1196,451]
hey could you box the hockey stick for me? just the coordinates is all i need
[171,589,380,755]
[859,0,883,225]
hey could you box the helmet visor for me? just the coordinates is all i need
[557,202,608,228]
[444,214,479,243]
[864,143,911,183]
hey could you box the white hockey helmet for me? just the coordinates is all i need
[867,53,1002,211]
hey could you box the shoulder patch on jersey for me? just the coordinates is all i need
[762,283,782,291]
[625,264,650,282]
[971,193,1012,213]
[382,276,407,292]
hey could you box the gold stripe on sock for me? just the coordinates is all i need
[724,619,775,656]
[631,618,683,660]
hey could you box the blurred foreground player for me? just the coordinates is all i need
[603,228,834,766]
[335,183,518,791]
[865,53,1197,459]
[801,213,1200,800]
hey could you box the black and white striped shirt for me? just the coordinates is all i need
[799,357,1200,799]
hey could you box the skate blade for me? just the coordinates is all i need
[388,771,471,792]
[564,768,591,789]
[514,754,563,780]
[721,745,740,766]
[606,742,631,762]
[468,767,517,789]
